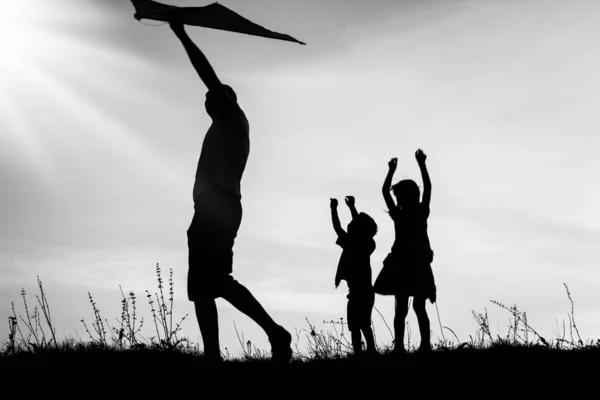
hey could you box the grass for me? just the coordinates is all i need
[2,263,599,378]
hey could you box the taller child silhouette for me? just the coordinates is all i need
[169,22,292,362]
[375,149,437,353]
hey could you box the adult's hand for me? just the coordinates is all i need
[170,21,186,37]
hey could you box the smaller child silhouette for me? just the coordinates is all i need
[330,196,378,356]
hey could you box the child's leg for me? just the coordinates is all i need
[362,292,376,353]
[394,295,410,352]
[413,296,431,351]
[351,329,362,354]
[348,297,363,354]
[362,326,376,354]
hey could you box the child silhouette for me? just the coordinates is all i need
[330,196,378,356]
[374,149,436,354]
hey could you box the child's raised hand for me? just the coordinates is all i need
[345,196,355,207]
[415,149,427,163]
[330,198,338,209]
[388,158,398,171]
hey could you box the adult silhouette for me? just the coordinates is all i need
[170,22,292,363]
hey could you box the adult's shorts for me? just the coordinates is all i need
[187,187,242,301]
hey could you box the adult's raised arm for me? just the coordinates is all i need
[170,22,222,91]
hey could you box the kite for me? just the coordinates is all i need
[131,0,306,45]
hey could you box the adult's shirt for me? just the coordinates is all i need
[193,85,250,202]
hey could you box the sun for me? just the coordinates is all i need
[0,0,86,177]
[0,1,49,163]
[0,2,38,68]
[0,0,172,183]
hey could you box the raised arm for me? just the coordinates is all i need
[415,149,431,208]
[330,198,345,237]
[345,196,358,220]
[170,22,222,91]
[382,158,397,212]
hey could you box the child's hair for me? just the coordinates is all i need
[391,179,420,206]
[352,212,378,238]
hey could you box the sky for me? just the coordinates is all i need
[1,0,600,355]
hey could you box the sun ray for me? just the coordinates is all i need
[11,57,181,184]
[0,1,189,190]
[0,87,57,178]
[0,1,73,176]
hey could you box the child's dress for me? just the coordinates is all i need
[374,203,436,299]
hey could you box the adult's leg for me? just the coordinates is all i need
[220,278,280,335]
[413,296,431,351]
[220,278,292,361]
[193,296,221,360]
[187,188,237,361]
[394,294,410,352]
[198,188,291,360]
[187,254,223,360]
